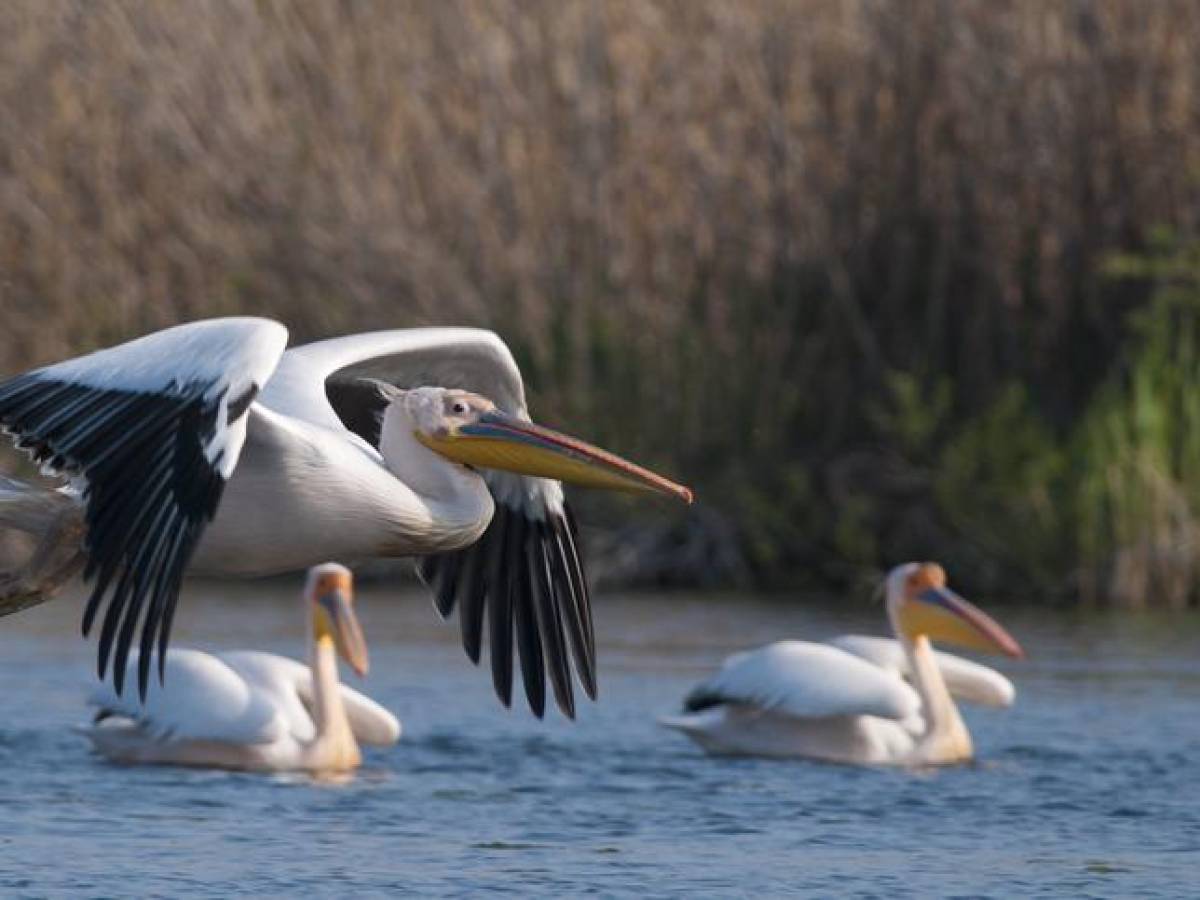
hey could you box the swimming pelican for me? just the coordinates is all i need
[84,563,399,773]
[661,562,1023,765]
[0,318,692,718]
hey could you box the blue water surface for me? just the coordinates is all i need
[0,582,1196,898]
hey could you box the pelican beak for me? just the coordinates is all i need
[418,409,694,503]
[898,586,1024,659]
[318,586,370,677]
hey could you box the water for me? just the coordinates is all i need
[0,582,1197,898]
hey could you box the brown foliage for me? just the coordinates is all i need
[1,1,1198,591]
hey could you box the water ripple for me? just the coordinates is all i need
[0,590,1197,897]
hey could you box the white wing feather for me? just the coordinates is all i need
[828,635,1016,707]
[260,326,527,427]
[33,317,288,478]
[88,649,284,744]
[688,640,921,721]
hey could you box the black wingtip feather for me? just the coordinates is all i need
[486,509,514,708]
[512,526,546,720]
[528,531,574,719]
[433,552,461,620]
[415,498,597,718]
[416,555,438,589]
[683,688,726,713]
[456,546,486,665]
[546,520,596,701]
[556,508,596,673]
[114,580,145,700]
[98,562,138,688]
[136,515,177,695]
[82,584,105,638]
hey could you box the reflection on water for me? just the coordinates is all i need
[0,580,1198,896]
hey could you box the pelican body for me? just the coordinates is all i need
[0,318,692,719]
[661,563,1023,766]
[84,563,400,773]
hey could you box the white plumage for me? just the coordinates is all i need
[82,563,400,773]
[91,649,286,746]
[215,651,401,746]
[829,634,1015,708]
[659,640,929,763]
[683,641,921,722]
[661,562,1023,765]
[86,650,400,758]
[259,326,527,435]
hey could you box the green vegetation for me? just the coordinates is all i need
[1,1,1200,603]
[1073,234,1200,607]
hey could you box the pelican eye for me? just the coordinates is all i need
[451,401,468,415]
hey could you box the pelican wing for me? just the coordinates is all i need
[828,635,1016,707]
[220,651,401,746]
[89,648,285,744]
[684,640,921,722]
[259,328,592,720]
[0,318,289,698]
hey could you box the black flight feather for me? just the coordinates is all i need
[528,528,574,719]
[455,541,487,665]
[510,514,545,719]
[485,507,515,707]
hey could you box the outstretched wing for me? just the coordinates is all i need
[828,634,1016,707]
[0,318,288,698]
[259,328,594,720]
[684,640,921,722]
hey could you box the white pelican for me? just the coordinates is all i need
[84,562,399,773]
[0,318,692,718]
[661,562,1023,765]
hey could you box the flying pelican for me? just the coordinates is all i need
[83,562,399,772]
[0,318,692,718]
[661,562,1023,765]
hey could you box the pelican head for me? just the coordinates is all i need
[395,386,693,502]
[306,562,369,677]
[886,562,1023,658]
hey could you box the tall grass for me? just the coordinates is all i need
[1,1,1200,601]
[1070,234,1200,607]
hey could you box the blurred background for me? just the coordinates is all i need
[2,0,1200,606]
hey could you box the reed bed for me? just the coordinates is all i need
[2,1,1200,603]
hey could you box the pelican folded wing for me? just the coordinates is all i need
[829,634,1016,708]
[684,640,921,722]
